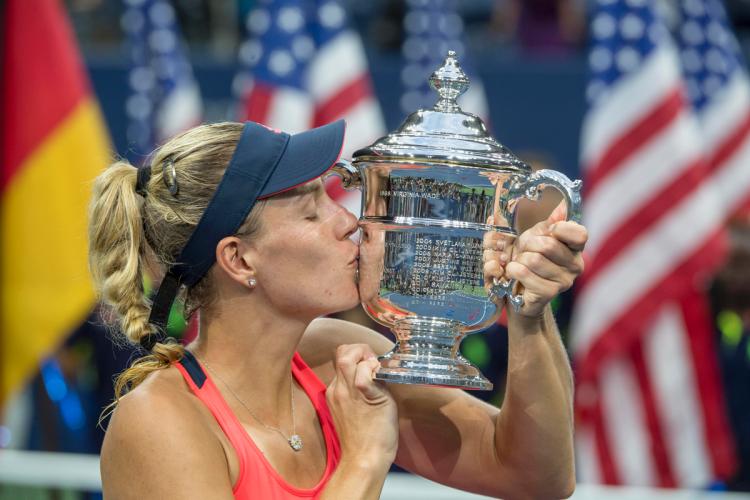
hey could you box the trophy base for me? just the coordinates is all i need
[372,317,493,390]
[375,343,493,391]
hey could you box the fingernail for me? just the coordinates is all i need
[497,239,506,251]
[499,253,509,263]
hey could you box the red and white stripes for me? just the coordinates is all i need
[573,34,749,488]
[309,30,385,215]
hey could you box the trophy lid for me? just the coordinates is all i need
[353,51,530,173]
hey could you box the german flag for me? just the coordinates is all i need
[1,1,110,407]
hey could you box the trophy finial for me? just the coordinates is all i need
[429,50,470,112]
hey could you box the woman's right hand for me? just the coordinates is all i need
[326,343,399,467]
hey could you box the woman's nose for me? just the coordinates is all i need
[322,186,359,239]
[342,207,359,240]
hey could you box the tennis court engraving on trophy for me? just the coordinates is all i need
[381,176,495,223]
[382,233,483,298]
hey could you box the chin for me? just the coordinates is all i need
[344,294,361,311]
[326,288,361,316]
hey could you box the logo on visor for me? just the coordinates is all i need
[260,124,282,134]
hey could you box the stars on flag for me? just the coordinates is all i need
[677,0,744,109]
[234,0,385,163]
[121,0,201,157]
[587,0,749,110]
[235,0,347,94]
[586,1,668,104]
[401,0,467,114]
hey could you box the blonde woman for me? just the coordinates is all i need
[89,120,586,499]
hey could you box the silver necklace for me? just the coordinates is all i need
[194,354,303,452]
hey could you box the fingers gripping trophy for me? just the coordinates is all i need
[331,51,582,390]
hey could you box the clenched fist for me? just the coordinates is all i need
[484,200,588,319]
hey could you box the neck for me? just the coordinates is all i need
[189,302,310,422]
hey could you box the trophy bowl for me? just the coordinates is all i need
[330,51,582,390]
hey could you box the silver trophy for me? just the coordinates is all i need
[330,51,582,390]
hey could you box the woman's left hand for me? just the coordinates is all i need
[486,201,588,319]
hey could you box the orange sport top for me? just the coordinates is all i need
[174,351,341,499]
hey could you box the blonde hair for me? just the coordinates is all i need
[88,122,267,415]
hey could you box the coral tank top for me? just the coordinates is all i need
[174,351,341,499]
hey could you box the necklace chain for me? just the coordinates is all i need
[193,353,303,452]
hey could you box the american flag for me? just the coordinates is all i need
[121,0,202,158]
[234,0,385,216]
[400,0,489,121]
[572,0,750,487]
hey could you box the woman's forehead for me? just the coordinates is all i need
[263,179,323,210]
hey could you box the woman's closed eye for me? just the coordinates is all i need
[299,192,319,221]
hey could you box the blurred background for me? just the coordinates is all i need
[2,0,750,498]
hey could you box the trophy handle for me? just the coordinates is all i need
[490,169,583,311]
[329,159,362,190]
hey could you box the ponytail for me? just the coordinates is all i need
[88,161,184,420]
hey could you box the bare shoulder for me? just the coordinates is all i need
[297,317,394,383]
[100,366,234,500]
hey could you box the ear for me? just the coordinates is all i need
[215,236,257,286]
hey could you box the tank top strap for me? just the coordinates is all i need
[173,351,254,480]
[291,353,341,461]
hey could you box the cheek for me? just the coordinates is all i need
[257,232,347,294]
[259,259,359,315]
[264,230,329,271]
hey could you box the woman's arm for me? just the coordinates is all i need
[490,203,586,496]
[396,310,576,499]
[318,448,392,499]
[494,306,575,497]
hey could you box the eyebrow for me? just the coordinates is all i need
[273,179,322,200]
[294,179,326,198]
[295,181,320,195]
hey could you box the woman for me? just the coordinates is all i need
[89,120,586,499]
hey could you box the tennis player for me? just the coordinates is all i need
[89,120,586,499]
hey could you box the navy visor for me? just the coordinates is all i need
[144,120,346,345]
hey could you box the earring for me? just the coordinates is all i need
[247,277,257,288]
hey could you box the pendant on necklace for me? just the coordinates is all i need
[288,434,303,452]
